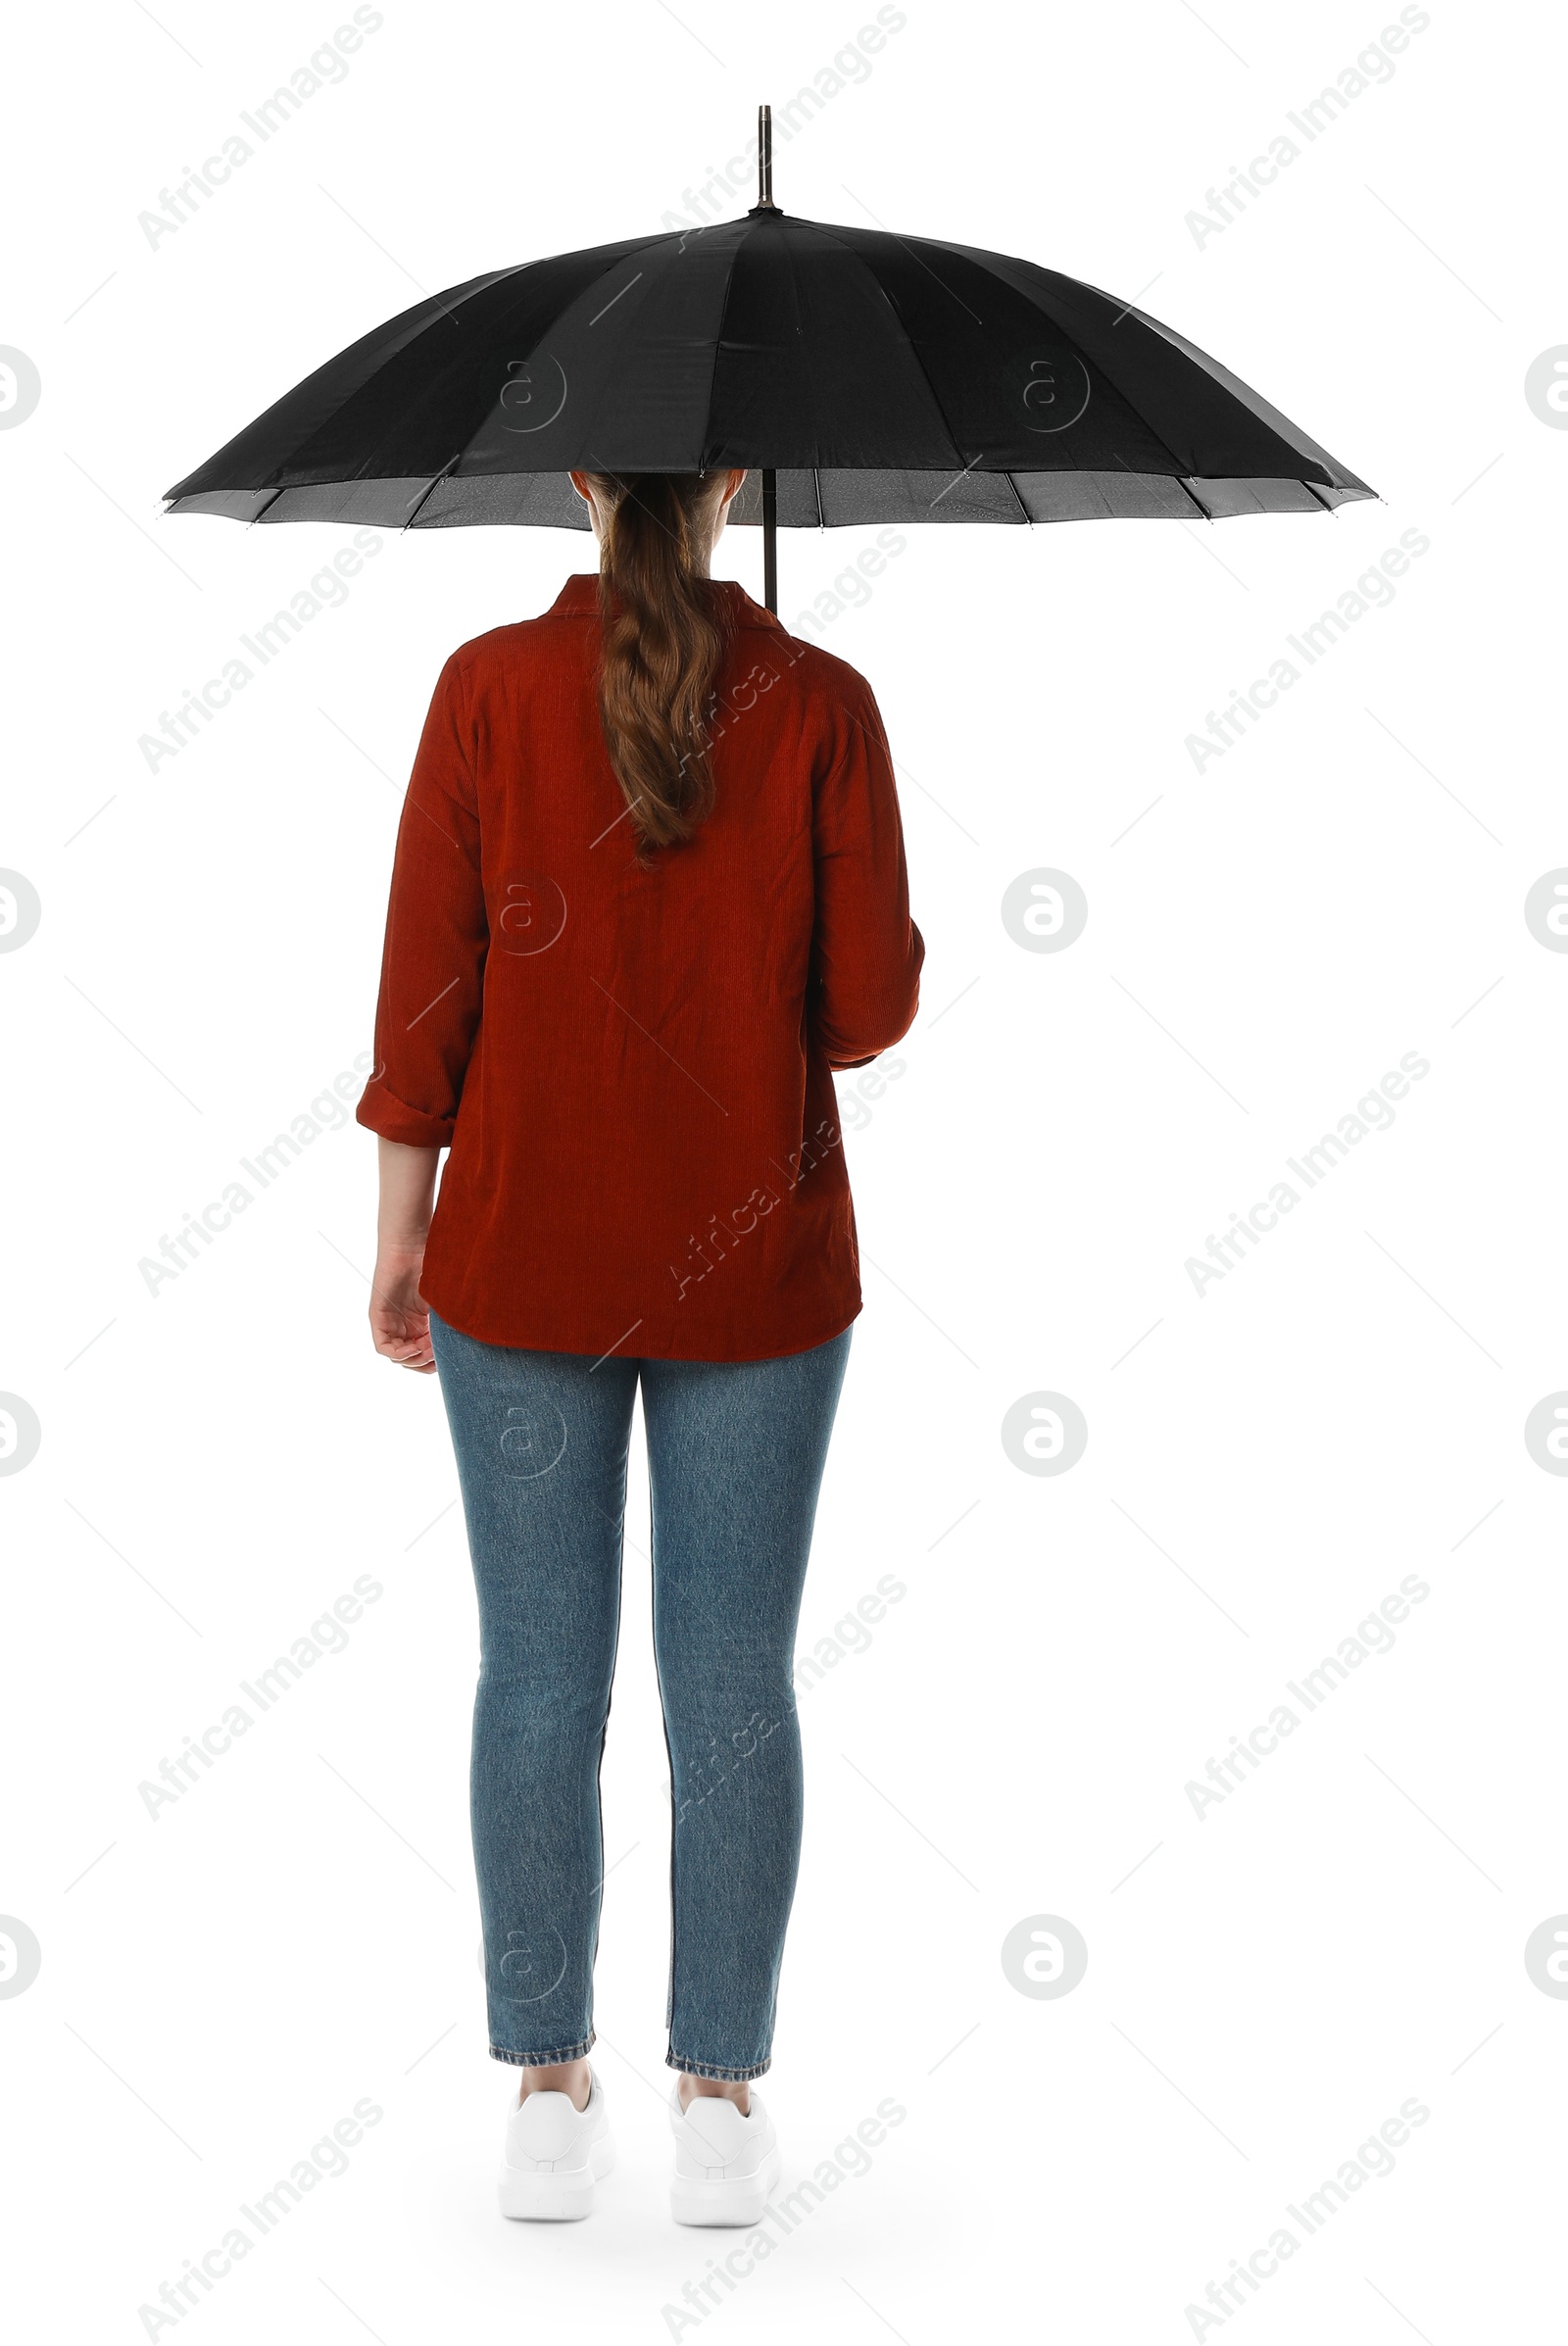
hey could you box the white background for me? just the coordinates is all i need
[3,0,1564,2338]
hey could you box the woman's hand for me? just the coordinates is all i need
[369,1240,435,1373]
[370,1139,442,1374]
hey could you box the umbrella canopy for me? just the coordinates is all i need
[165,107,1373,607]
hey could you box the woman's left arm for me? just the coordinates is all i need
[356,650,488,1369]
[370,1137,441,1372]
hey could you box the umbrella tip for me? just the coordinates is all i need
[754,102,780,211]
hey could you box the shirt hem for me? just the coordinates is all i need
[422,1293,862,1364]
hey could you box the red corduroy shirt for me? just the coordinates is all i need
[356,574,924,1361]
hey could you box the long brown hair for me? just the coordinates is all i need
[584,470,733,855]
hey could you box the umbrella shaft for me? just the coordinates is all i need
[761,468,777,613]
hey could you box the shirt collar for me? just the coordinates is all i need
[548,573,782,630]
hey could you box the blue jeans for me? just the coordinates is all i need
[428,1310,852,2081]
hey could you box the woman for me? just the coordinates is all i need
[356,466,923,2225]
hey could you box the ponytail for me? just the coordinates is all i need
[586,471,731,855]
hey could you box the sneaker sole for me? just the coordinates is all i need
[670,2142,781,2228]
[500,2132,614,2222]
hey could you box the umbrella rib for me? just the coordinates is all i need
[812,465,824,529]
[1177,477,1213,521]
[1001,470,1032,526]
[403,456,462,529]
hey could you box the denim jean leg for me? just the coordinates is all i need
[429,1311,638,2065]
[643,1328,851,2078]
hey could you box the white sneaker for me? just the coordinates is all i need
[668,2082,780,2226]
[499,2070,613,2221]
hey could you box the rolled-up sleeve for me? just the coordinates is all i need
[356,654,487,1149]
[810,678,924,1070]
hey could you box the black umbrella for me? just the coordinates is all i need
[165,106,1373,611]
